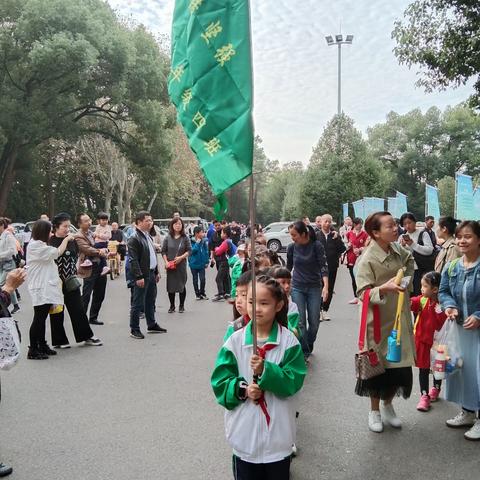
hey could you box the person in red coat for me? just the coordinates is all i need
[345,218,369,304]
[411,271,447,412]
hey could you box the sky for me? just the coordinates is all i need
[106,0,474,165]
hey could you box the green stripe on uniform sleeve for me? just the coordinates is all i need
[258,344,306,397]
[211,346,245,410]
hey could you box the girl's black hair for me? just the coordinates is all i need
[290,221,316,242]
[353,217,363,226]
[254,274,288,328]
[236,270,252,287]
[222,226,232,238]
[32,220,52,243]
[422,271,442,289]
[268,266,291,280]
[52,212,71,232]
[438,216,459,236]
[97,212,109,220]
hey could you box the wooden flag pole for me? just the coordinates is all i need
[249,173,257,354]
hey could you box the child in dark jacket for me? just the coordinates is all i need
[411,271,447,412]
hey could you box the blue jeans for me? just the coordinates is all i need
[130,270,157,331]
[190,268,206,297]
[291,285,323,356]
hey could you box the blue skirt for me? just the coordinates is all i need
[445,323,480,411]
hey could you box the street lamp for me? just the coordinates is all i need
[325,34,354,116]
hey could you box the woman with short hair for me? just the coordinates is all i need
[355,211,415,433]
[161,217,191,313]
[26,220,73,359]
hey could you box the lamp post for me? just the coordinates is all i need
[325,34,354,115]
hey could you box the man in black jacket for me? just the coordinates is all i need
[316,214,346,321]
[127,211,166,339]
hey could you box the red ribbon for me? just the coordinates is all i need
[255,342,278,427]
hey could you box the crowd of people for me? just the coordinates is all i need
[1,209,479,478]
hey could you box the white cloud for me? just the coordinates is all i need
[107,0,474,165]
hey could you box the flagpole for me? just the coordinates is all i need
[249,173,257,355]
[247,0,257,356]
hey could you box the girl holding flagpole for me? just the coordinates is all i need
[211,275,306,479]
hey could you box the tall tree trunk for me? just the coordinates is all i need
[0,142,19,215]
[147,190,158,212]
[46,167,55,218]
[104,190,113,216]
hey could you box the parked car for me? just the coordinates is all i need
[263,222,292,234]
[264,225,293,253]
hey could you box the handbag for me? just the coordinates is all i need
[355,289,385,380]
[0,296,21,371]
[166,238,184,271]
[64,275,81,292]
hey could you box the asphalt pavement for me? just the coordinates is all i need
[1,266,477,480]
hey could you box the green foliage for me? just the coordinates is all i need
[368,104,480,217]
[300,114,389,221]
[0,0,176,213]
[393,0,480,107]
[437,176,455,217]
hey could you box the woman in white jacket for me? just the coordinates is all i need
[27,220,73,360]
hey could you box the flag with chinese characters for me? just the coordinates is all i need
[168,0,253,198]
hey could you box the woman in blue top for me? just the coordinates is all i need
[287,221,329,359]
[439,220,480,441]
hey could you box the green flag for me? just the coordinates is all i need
[168,0,254,199]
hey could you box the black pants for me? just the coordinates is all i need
[323,267,338,312]
[216,261,231,296]
[347,265,357,297]
[232,455,290,480]
[168,289,186,308]
[82,263,107,322]
[130,270,157,331]
[30,304,51,347]
[419,368,442,395]
[413,269,425,297]
[50,285,94,345]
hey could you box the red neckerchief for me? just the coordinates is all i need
[255,338,279,427]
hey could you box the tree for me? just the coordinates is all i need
[300,114,389,221]
[393,0,480,107]
[0,0,176,213]
[437,176,455,217]
[367,104,480,216]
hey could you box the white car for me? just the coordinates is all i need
[264,223,294,253]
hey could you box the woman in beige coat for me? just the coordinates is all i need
[355,212,415,433]
[434,216,461,273]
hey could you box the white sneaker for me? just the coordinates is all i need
[382,403,402,428]
[368,410,383,433]
[291,443,297,456]
[464,419,480,441]
[84,337,103,346]
[446,410,476,428]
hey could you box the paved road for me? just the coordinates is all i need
[1,266,478,480]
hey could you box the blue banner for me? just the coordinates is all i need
[363,197,376,219]
[373,197,385,212]
[396,191,408,217]
[473,187,480,221]
[387,197,397,215]
[455,173,475,220]
[342,202,349,220]
[352,199,365,221]
[425,184,440,219]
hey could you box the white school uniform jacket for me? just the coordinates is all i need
[211,321,306,464]
[27,239,63,306]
